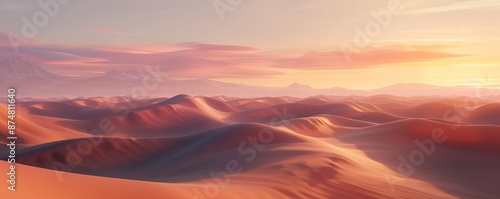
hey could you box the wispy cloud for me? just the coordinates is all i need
[273,45,465,70]
[0,39,281,78]
[0,33,476,79]
[403,0,500,15]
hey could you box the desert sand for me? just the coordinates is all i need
[1,94,500,199]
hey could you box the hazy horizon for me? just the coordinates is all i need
[1,0,500,90]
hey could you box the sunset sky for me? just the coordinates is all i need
[1,0,499,89]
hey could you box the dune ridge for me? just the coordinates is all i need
[1,95,499,198]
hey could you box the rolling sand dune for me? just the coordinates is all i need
[338,119,500,198]
[466,103,500,125]
[0,105,90,146]
[1,95,499,198]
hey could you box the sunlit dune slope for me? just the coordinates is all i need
[1,95,499,199]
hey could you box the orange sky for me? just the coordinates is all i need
[1,0,499,89]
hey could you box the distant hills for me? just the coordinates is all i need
[1,57,498,98]
[0,57,62,80]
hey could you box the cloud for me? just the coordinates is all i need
[403,0,500,15]
[0,42,281,78]
[0,39,467,78]
[273,45,465,70]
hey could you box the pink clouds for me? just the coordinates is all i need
[0,38,468,79]
[0,42,281,78]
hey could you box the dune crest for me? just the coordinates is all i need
[1,95,499,198]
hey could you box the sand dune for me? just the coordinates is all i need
[0,105,90,146]
[466,103,500,125]
[338,119,500,198]
[1,95,499,198]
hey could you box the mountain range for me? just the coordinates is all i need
[0,57,497,98]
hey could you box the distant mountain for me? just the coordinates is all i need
[286,82,314,90]
[0,57,61,80]
[1,57,498,98]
